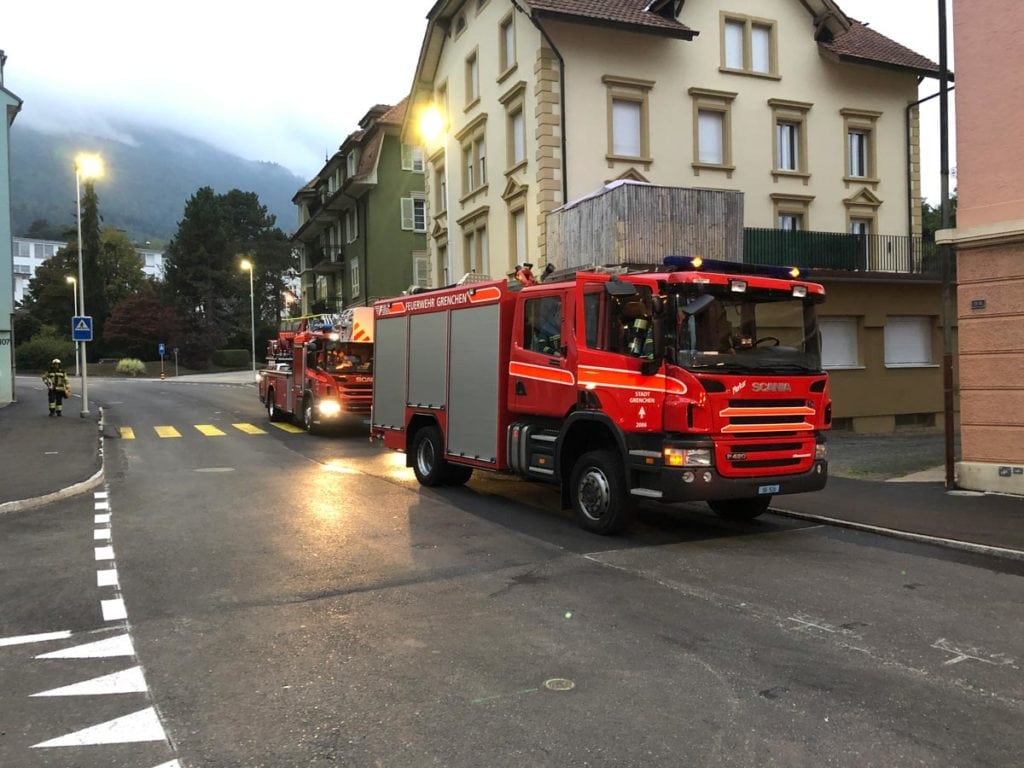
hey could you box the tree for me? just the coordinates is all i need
[162,187,295,365]
[104,283,184,360]
[922,195,957,240]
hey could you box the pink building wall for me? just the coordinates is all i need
[953,0,1024,227]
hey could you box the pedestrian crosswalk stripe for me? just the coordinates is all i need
[232,422,267,435]
[35,633,134,659]
[31,706,166,748]
[154,426,181,438]
[195,424,226,436]
[271,422,304,433]
[0,630,72,648]
[119,427,135,439]
[31,665,147,697]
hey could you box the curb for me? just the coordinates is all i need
[0,407,106,516]
[770,505,1024,562]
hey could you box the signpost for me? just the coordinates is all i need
[71,316,93,342]
[159,342,166,380]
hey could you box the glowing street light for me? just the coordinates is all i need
[417,104,453,285]
[240,258,257,384]
[74,152,103,418]
[66,276,79,377]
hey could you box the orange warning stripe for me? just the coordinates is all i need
[509,361,576,386]
[578,365,687,395]
[719,406,815,417]
[469,286,502,303]
[721,422,815,433]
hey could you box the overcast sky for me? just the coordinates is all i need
[3,0,954,200]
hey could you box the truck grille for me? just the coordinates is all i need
[719,398,815,436]
[337,382,372,414]
[718,438,815,476]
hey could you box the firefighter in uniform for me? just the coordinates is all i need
[43,358,70,416]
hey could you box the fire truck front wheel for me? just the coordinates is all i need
[412,426,447,487]
[302,397,319,434]
[570,451,629,535]
[707,496,771,521]
[266,390,281,422]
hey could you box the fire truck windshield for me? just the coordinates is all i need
[323,342,373,374]
[668,287,822,374]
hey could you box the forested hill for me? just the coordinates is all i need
[9,121,307,244]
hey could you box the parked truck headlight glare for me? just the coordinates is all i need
[318,400,342,417]
[664,447,712,467]
[815,442,828,461]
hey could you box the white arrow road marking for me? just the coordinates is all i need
[101,598,127,621]
[0,630,72,647]
[31,665,147,697]
[31,706,166,748]
[35,633,134,659]
[97,568,119,587]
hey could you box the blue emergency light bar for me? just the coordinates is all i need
[663,255,806,280]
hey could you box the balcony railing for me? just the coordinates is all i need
[744,229,941,276]
[303,245,345,272]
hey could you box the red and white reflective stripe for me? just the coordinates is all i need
[352,322,370,342]
[578,365,687,395]
[469,286,502,303]
[377,301,406,317]
[509,361,576,386]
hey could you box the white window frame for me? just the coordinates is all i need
[401,144,425,172]
[720,13,778,77]
[401,193,427,233]
[884,316,935,368]
[349,257,361,298]
[345,208,358,243]
[820,317,860,369]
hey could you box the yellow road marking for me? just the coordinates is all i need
[119,427,135,440]
[155,426,181,438]
[195,424,226,436]
[270,422,304,434]
[232,423,267,435]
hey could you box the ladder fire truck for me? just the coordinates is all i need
[258,308,374,432]
[371,257,831,534]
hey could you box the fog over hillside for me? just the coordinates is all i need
[9,120,307,244]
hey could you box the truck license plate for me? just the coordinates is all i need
[758,484,780,495]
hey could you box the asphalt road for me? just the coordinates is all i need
[1,378,1021,767]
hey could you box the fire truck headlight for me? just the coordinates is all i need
[318,400,342,417]
[664,447,712,467]
[815,442,828,461]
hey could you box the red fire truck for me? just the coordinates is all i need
[371,257,831,534]
[258,308,374,432]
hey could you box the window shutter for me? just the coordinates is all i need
[884,317,932,366]
[401,144,413,170]
[413,253,431,287]
[512,111,525,163]
[400,198,414,230]
[821,317,858,368]
[514,210,527,266]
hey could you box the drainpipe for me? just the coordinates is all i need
[511,1,568,203]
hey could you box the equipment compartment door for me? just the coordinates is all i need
[448,305,500,464]
[372,316,408,430]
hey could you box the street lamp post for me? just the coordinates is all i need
[74,153,103,418]
[66,276,78,377]
[240,259,257,383]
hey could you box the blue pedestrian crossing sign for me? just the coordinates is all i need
[72,316,93,342]
[158,342,166,357]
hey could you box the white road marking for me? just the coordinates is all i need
[932,638,1017,667]
[94,500,110,510]
[149,761,182,768]
[0,630,72,648]
[101,598,127,622]
[94,491,108,499]
[35,633,134,659]
[31,706,167,748]
[31,665,147,697]
[45,451,59,455]
[97,568,119,587]
[95,546,115,561]
[93,528,112,541]
[94,513,111,524]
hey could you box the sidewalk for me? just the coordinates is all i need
[1,379,1020,557]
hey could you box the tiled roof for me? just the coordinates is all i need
[352,131,384,182]
[524,0,695,39]
[378,97,409,127]
[820,20,941,75]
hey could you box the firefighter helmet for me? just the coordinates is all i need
[52,358,62,365]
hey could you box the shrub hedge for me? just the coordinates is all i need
[211,349,251,368]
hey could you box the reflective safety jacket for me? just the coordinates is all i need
[43,369,69,392]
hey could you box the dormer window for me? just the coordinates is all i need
[346,150,359,178]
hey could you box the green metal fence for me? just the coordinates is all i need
[744,229,938,275]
